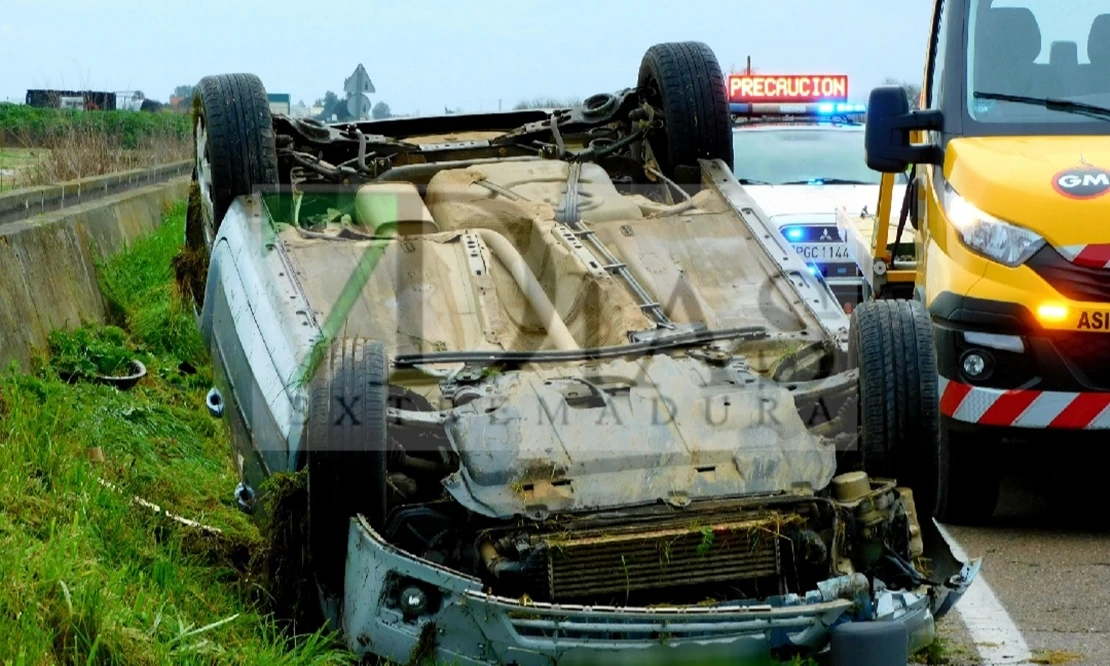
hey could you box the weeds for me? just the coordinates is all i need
[48,325,135,379]
[912,634,978,665]
[1031,650,1084,665]
[0,103,190,149]
[0,104,190,188]
[0,202,353,665]
[21,127,189,186]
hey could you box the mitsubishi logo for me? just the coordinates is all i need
[819,228,832,241]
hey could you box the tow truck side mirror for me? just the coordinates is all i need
[864,86,944,172]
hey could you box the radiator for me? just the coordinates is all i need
[532,514,785,602]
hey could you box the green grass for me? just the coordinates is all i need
[0,200,354,665]
[912,634,978,665]
[0,104,190,150]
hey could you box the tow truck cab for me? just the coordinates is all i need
[851,0,1110,521]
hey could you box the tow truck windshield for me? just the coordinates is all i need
[968,0,1110,127]
[731,127,887,186]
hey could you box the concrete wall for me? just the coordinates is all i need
[0,160,190,225]
[0,176,189,370]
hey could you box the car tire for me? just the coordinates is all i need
[186,72,279,258]
[849,298,943,514]
[637,41,734,183]
[829,621,909,666]
[305,338,389,594]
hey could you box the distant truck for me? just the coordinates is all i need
[26,89,117,111]
[24,89,159,112]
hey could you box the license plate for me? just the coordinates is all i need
[793,243,851,261]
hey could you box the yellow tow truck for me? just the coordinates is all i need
[839,0,1110,524]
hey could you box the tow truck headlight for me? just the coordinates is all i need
[941,182,1045,267]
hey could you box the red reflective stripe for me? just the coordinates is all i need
[978,390,1039,426]
[1072,244,1110,268]
[1049,393,1110,428]
[939,381,973,416]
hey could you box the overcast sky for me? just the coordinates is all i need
[0,0,933,115]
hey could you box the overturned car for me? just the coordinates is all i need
[183,41,979,665]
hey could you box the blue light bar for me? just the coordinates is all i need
[819,102,867,114]
[807,263,821,276]
[784,226,805,241]
[732,101,866,119]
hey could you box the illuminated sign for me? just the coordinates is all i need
[728,75,849,103]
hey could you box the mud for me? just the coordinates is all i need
[248,470,321,630]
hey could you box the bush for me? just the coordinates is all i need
[0,104,191,184]
[0,104,190,149]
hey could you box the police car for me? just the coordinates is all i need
[727,74,907,306]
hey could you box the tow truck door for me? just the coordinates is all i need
[913,0,952,301]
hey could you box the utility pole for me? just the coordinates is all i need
[746,56,752,75]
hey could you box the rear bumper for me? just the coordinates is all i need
[930,292,1110,429]
[339,516,947,665]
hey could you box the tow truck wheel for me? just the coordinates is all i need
[848,299,943,513]
[305,338,389,595]
[184,73,279,308]
[935,426,1001,525]
[637,41,734,183]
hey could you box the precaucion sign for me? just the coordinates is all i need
[728,75,849,103]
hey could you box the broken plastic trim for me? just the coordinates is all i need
[391,325,769,367]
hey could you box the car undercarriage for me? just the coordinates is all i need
[183,40,979,665]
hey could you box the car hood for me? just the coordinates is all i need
[945,136,1110,247]
[745,184,907,224]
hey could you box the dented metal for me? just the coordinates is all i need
[439,354,838,520]
[193,68,980,665]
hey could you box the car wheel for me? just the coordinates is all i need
[305,338,389,595]
[637,41,734,184]
[849,298,943,515]
[184,72,279,307]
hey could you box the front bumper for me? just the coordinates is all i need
[930,292,1110,430]
[339,516,974,665]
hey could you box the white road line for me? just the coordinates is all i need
[936,522,1034,665]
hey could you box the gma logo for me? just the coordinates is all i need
[1057,172,1109,188]
[1053,167,1110,199]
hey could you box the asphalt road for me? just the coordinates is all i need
[924,448,1110,666]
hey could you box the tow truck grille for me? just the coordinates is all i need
[1028,245,1110,302]
[1052,333,1110,388]
[532,515,784,602]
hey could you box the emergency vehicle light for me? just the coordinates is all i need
[820,103,867,114]
[730,102,865,117]
[784,227,805,241]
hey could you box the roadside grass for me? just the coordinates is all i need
[912,633,980,665]
[0,200,354,665]
[0,104,190,189]
[0,104,190,149]
[0,147,49,191]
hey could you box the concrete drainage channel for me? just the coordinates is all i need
[0,161,191,369]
